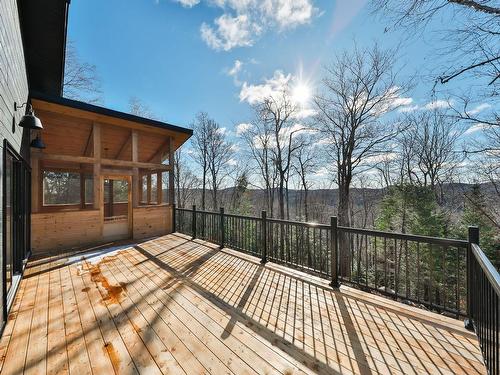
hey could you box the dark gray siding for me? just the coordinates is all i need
[0,0,29,324]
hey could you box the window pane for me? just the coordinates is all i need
[150,174,157,204]
[113,180,128,203]
[43,171,81,205]
[85,175,93,204]
[141,175,147,203]
[161,172,170,204]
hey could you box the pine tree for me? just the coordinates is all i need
[460,184,499,265]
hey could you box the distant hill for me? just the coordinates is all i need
[172,182,499,226]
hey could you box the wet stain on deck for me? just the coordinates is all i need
[85,257,127,304]
[104,342,120,370]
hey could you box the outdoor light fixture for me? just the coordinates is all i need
[14,101,43,130]
[30,135,46,149]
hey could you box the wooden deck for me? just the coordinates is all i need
[0,233,486,374]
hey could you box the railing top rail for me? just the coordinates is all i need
[471,243,500,296]
[266,217,330,229]
[175,206,468,247]
[338,225,468,247]
[224,212,262,220]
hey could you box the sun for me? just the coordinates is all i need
[292,82,312,106]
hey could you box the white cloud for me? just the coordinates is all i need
[239,70,292,104]
[216,127,227,135]
[239,69,317,119]
[464,122,491,135]
[362,152,398,165]
[236,123,253,135]
[469,103,491,116]
[201,14,261,51]
[175,0,200,7]
[424,99,451,110]
[229,60,243,76]
[227,158,238,166]
[399,104,419,113]
[227,59,244,85]
[184,0,318,50]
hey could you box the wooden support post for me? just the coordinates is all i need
[131,131,139,208]
[157,172,162,204]
[31,156,39,213]
[169,137,175,205]
[330,216,340,288]
[92,123,101,210]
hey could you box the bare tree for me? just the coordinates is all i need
[63,41,103,104]
[173,148,199,208]
[314,44,410,276]
[372,0,499,84]
[252,91,305,219]
[128,96,157,119]
[191,112,211,210]
[399,110,463,201]
[206,122,233,210]
[293,138,318,222]
[372,0,499,123]
[240,121,278,216]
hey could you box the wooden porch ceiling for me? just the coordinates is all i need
[35,109,173,165]
[0,234,486,374]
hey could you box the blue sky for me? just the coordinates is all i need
[67,0,465,129]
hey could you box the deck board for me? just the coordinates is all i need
[0,233,487,374]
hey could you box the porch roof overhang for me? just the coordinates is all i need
[31,92,192,151]
[18,0,70,96]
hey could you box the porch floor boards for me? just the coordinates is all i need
[0,233,486,374]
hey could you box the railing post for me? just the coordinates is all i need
[192,204,197,239]
[465,225,479,331]
[219,207,225,249]
[261,210,267,264]
[172,203,176,233]
[330,216,339,288]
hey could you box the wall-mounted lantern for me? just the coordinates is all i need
[30,135,46,149]
[14,101,43,130]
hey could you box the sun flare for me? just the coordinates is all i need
[292,82,311,106]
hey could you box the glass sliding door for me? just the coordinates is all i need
[2,140,31,329]
[4,152,13,294]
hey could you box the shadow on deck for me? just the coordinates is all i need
[0,233,486,374]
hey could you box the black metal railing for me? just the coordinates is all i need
[172,205,499,373]
[467,227,500,375]
[173,206,470,314]
[338,226,468,316]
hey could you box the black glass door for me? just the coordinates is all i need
[2,140,31,327]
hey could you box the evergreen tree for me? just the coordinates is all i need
[459,184,499,265]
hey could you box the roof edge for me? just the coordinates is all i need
[30,91,193,136]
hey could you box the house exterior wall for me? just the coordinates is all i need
[0,0,30,326]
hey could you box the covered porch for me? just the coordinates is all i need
[29,94,192,254]
[0,233,486,374]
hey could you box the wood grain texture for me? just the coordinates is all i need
[0,234,487,374]
[133,205,172,239]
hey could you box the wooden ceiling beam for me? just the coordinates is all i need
[148,137,171,163]
[38,152,172,171]
[115,131,132,160]
[83,126,93,156]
